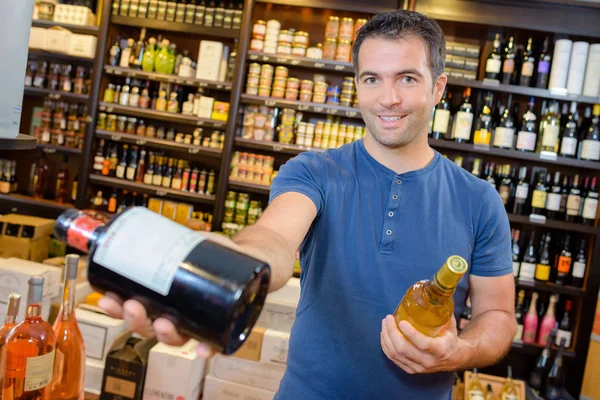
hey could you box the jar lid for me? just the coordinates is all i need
[328,16,339,20]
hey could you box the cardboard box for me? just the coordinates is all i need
[268,277,300,305]
[68,34,97,59]
[174,203,194,225]
[44,27,72,53]
[100,332,157,400]
[43,255,89,282]
[232,326,265,362]
[76,307,127,362]
[260,329,289,366]
[463,371,525,400]
[160,201,177,220]
[147,198,163,214]
[203,374,276,400]
[0,235,50,262]
[208,354,285,392]
[198,96,215,119]
[211,101,229,121]
[196,40,224,81]
[0,258,62,301]
[256,298,297,333]
[53,4,96,25]
[142,340,208,400]
[29,27,46,49]
[85,358,105,395]
[0,214,55,239]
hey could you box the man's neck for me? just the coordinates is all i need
[363,131,435,175]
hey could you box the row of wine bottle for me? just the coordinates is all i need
[514,291,572,348]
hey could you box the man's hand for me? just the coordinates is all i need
[380,315,468,374]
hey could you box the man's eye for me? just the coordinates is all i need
[401,76,416,84]
[364,77,377,84]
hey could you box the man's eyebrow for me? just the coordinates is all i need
[358,69,424,79]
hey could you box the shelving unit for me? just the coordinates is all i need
[0,193,73,219]
[228,180,271,195]
[97,103,228,128]
[36,143,83,155]
[241,94,362,119]
[31,19,99,35]
[247,51,354,73]
[110,15,240,38]
[235,137,324,155]
[103,66,232,91]
[515,279,588,298]
[28,49,95,63]
[23,87,90,102]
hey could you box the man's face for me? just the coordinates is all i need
[355,36,446,149]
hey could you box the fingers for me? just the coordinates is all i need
[97,292,124,319]
[380,321,418,374]
[122,299,155,338]
[398,320,434,352]
[196,342,216,358]
[153,318,189,347]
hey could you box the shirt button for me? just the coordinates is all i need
[392,194,398,200]
[396,179,402,184]
[388,211,394,217]
[386,230,392,235]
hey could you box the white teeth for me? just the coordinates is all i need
[380,116,402,121]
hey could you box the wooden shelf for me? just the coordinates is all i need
[0,193,73,212]
[247,51,354,73]
[28,49,94,63]
[111,15,240,39]
[95,130,222,158]
[0,134,37,150]
[510,342,576,358]
[254,0,397,13]
[31,19,99,35]
[98,103,227,129]
[235,137,325,155]
[515,279,588,297]
[429,139,600,171]
[36,143,82,155]
[507,213,597,235]
[446,77,600,105]
[89,175,216,205]
[104,66,232,91]
[228,180,271,195]
[24,86,89,102]
[240,94,362,119]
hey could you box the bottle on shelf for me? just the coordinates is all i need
[536,37,552,89]
[555,234,572,286]
[109,38,121,67]
[511,229,521,277]
[120,38,135,68]
[54,207,271,354]
[571,238,587,288]
[451,88,473,143]
[580,104,600,161]
[523,291,539,343]
[473,92,494,146]
[32,154,50,199]
[538,294,557,346]
[529,329,556,391]
[468,368,485,400]
[493,95,516,149]
[582,176,598,226]
[432,88,451,140]
[545,338,566,400]
[531,172,548,216]
[518,232,537,281]
[50,255,85,399]
[501,36,515,85]
[91,190,106,211]
[538,102,561,156]
[2,276,56,399]
[545,172,562,220]
[520,38,535,87]
[559,102,579,158]
[142,37,157,72]
[516,98,537,152]
[500,365,518,400]
[556,300,572,348]
[512,166,529,215]
[485,383,499,400]
[513,289,525,343]
[394,256,468,337]
[534,233,551,282]
[565,174,582,223]
[0,293,21,358]
[485,33,502,81]
[55,156,70,204]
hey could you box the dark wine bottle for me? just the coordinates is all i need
[54,207,271,354]
[545,337,566,400]
[555,300,572,348]
[529,329,556,391]
[531,172,548,216]
[571,238,587,288]
[546,172,562,220]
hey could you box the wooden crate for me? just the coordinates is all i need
[463,371,526,400]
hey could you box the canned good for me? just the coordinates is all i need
[299,90,313,102]
[325,16,340,40]
[335,40,352,62]
[97,112,107,130]
[252,20,266,40]
[247,73,260,86]
[117,116,127,132]
[258,85,271,97]
[246,84,259,95]
[271,87,285,98]
[340,91,353,107]
[314,81,328,94]
[306,45,323,60]
[313,74,327,84]
[273,77,287,89]
[343,77,355,92]
[266,19,281,30]
[249,63,262,75]
[259,77,273,87]
[278,30,293,45]
[292,46,307,57]
[274,66,289,78]
[277,44,292,55]
[326,95,340,105]
[327,85,341,96]
[300,80,314,92]
[250,38,264,52]
[260,64,274,78]
[339,17,354,41]
[354,18,367,40]
[293,31,310,47]
[126,117,137,134]
[286,77,300,90]
[313,91,326,104]
[324,38,337,60]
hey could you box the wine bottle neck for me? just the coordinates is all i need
[25,303,42,319]
[61,278,77,319]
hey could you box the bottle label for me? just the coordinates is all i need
[24,350,55,391]
[538,60,550,74]
[432,109,450,134]
[116,165,126,179]
[93,207,206,296]
[583,198,598,219]
[126,168,136,181]
[566,195,582,216]
[535,263,550,281]
[144,173,153,185]
[519,262,536,280]
[486,58,501,74]
[516,184,529,200]
[469,390,485,400]
[152,175,162,186]
[67,214,104,252]
[546,193,562,211]
[555,330,572,348]
[572,261,586,280]
[105,376,137,398]
[513,323,524,342]
[503,59,515,73]
[560,137,578,156]
[512,261,520,277]
[516,131,537,151]
[531,190,547,208]
[521,61,534,77]
[581,140,600,160]
[499,186,510,205]
[558,256,572,274]
[493,127,515,148]
[453,112,474,140]
[541,125,560,148]
[502,394,518,400]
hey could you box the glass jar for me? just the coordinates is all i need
[252,20,266,40]
[335,40,352,63]
[323,39,337,60]
[325,16,340,40]
[97,113,107,130]
[271,87,285,98]
[274,66,288,79]
[126,117,137,134]
[117,116,128,133]
[136,120,146,136]
[338,17,355,42]
[306,45,323,60]
[107,114,117,131]
[293,32,310,47]
[249,63,262,75]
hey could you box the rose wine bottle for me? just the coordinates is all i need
[54,207,270,354]
[523,292,539,344]
[0,293,21,395]
[538,295,557,346]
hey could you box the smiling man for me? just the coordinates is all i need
[98,10,516,400]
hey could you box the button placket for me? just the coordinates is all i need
[380,177,403,254]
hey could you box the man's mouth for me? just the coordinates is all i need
[378,114,407,122]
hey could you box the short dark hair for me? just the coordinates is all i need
[352,10,446,81]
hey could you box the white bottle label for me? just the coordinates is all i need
[516,184,529,200]
[512,261,520,277]
[555,329,572,348]
[486,59,501,73]
[546,193,562,211]
[522,61,534,77]
[542,125,560,147]
[24,350,55,391]
[572,261,586,279]
[93,207,206,296]
[493,127,515,148]
[513,324,524,342]
[120,49,132,68]
[516,131,537,151]
[583,198,598,219]
[432,109,450,133]
[560,137,578,156]
[469,390,485,400]
[502,395,518,400]
[126,167,136,181]
[566,195,582,216]
[581,140,600,160]
[453,111,474,140]
[519,262,536,280]
[116,165,126,179]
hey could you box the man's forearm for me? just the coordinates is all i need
[455,310,516,369]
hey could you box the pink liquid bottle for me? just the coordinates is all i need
[523,292,539,344]
[538,294,557,346]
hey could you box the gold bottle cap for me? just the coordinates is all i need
[434,255,468,291]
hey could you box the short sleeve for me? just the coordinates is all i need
[269,152,325,215]
[470,184,513,277]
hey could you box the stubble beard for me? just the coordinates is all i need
[365,112,429,150]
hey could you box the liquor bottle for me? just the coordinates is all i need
[484,162,496,187]
[529,329,556,391]
[493,95,516,149]
[555,300,572,348]
[536,37,552,89]
[109,145,119,177]
[546,172,562,220]
[91,190,106,211]
[582,177,598,226]
[538,294,557,346]
[459,297,472,331]
[9,160,17,193]
[142,37,157,72]
[555,234,572,286]
[516,98,537,152]
[132,28,147,69]
[559,102,579,158]
[523,292,539,343]
[32,154,50,199]
[162,157,174,188]
[451,88,473,143]
[513,290,525,343]
[565,174,582,223]
[545,338,566,400]
[580,104,600,161]
[171,159,184,190]
[116,145,128,179]
[559,103,569,129]
[54,207,271,354]
[511,229,521,277]
[571,238,587,288]
[538,102,561,155]
[473,92,494,146]
[2,276,56,399]
[500,366,518,400]
[468,368,485,400]
[0,160,10,194]
[108,190,118,213]
[136,150,147,183]
[519,233,537,281]
[117,190,129,214]
[520,38,535,87]
[531,172,548,216]
[55,156,69,204]
[485,384,499,400]
[152,156,164,186]
[512,167,529,215]
[185,0,197,23]
[394,256,468,337]
[501,37,515,85]
[497,165,512,208]
[432,88,451,140]
[485,34,502,80]
[126,147,138,181]
[109,38,121,67]
[50,255,85,399]
[535,234,551,282]
[144,153,155,184]
[71,174,78,203]
[155,40,172,74]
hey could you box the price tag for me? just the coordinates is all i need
[216,84,224,89]
[49,93,61,100]
[174,79,184,84]
[42,147,56,154]
[272,145,283,152]
[261,56,269,62]
[99,105,107,111]
[314,62,325,68]
[213,123,224,128]
[136,139,146,145]
[106,106,113,113]
[291,59,300,65]
[298,104,309,111]
[326,108,338,115]
[313,106,324,112]
[114,70,122,75]
[185,80,195,85]
[111,134,122,141]
[334,64,346,71]
[156,190,167,196]
[198,81,208,88]
[249,54,258,60]
[196,120,205,126]
[276,57,288,63]
[345,111,358,118]
[265,99,277,107]
[188,147,201,154]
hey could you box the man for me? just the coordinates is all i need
[99,10,516,399]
